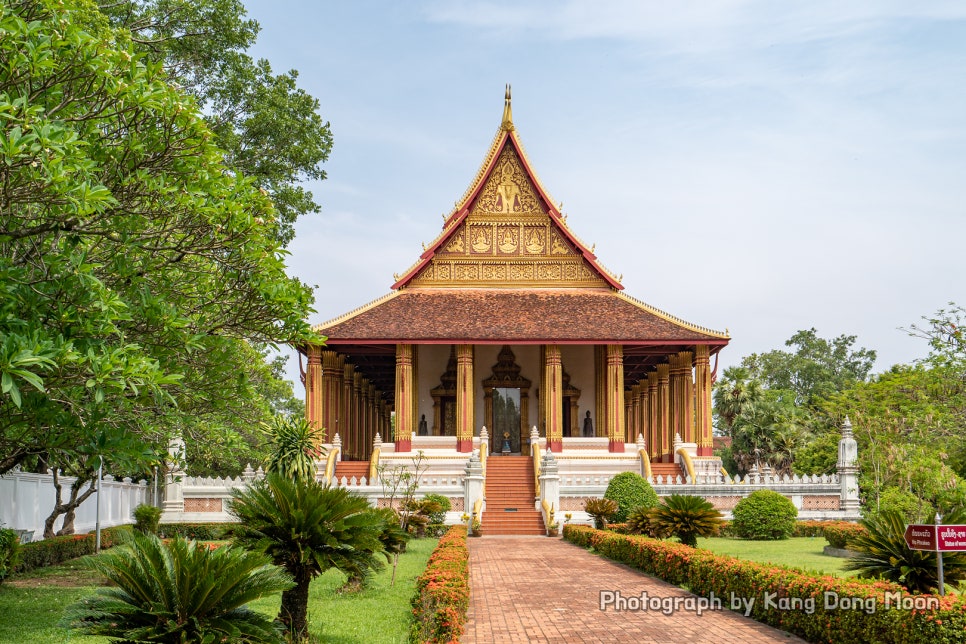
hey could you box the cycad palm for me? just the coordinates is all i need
[846,510,966,594]
[649,495,724,547]
[63,533,291,643]
[229,473,386,641]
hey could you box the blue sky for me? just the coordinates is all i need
[242,1,966,385]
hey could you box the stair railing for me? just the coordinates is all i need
[639,449,652,480]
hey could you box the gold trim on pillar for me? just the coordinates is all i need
[305,346,323,437]
[669,351,694,447]
[342,363,355,459]
[544,345,563,452]
[320,351,344,444]
[456,344,474,452]
[656,364,670,462]
[594,345,606,438]
[646,373,658,461]
[694,345,714,456]
[606,345,625,453]
[394,344,415,452]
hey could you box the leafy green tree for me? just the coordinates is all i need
[98,0,333,246]
[64,533,292,643]
[0,0,317,530]
[229,475,386,642]
[648,494,724,547]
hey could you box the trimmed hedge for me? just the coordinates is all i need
[410,525,469,644]
[732,490,798,540]
[717,520,855,539]
[824,523,868,550]
[604,472,659,523]
[565,525,966,643]
[157,523,233,540]
[14,526,129,574]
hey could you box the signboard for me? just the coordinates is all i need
[904,524,937,551]
[937,525,966,552]
[904,524,966,552]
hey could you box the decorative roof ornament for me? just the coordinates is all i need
[501,84,514,131]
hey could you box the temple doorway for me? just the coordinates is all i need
[492,387,521,453]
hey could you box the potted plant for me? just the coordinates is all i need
[471,516,483,537]
[547,520,560,537]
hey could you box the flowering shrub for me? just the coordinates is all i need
[410,525,469,643]
[824,523,867,549]
[563,525,966,643]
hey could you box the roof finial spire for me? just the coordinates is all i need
[501,84,514,131]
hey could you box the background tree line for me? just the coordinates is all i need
[714,303,966,522]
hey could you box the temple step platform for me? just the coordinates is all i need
[482,455,545,535]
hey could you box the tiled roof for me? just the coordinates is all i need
[316,288,728,343]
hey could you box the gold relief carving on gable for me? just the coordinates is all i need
[473,150,542,215]
[497,226,519,254]
[469,226,491,253]
[436,264,451,281]
[454,264,479,281]
[524,227,545,254]
[481,264,507,281]
[550,230,572,255]
[509,264,534,281]
[443,230,465,254]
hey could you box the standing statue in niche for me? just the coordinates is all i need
[502,431,513,454]
[582,411,594,437]
[418,414,428,436]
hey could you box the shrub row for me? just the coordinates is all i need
[410,525,469,644]
[14,526,130,575]
[823,522,867,549]
[713,519,856,539]
[157,523,233,541]
[564,525,966,644]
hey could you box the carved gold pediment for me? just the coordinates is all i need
[472,148,542,216]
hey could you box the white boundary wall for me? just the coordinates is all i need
[0,470,150,541]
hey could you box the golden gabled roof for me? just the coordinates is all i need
[392,88,623,291]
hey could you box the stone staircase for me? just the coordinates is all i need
[333,460,369,482]
[650,462,685,482]
[481,455,545,535]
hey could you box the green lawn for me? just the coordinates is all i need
[697,536,852,577]
[0,538,437,644]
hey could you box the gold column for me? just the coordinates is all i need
[368,383,377,448]
[624,390,633,444]
[656,364,670,462]
[606,345,625,453]
[342,363,355,459]
[695,345,714,456]
[631,384,642,443]
[304,346,323,434]
[354,373,364,459]
[594,345,606,438]
[319,351,344,444]
[394,344,414,452]
[456,344,474,452]
[670,351,694,447]
[646,373,658,460]
[544,345,563,452]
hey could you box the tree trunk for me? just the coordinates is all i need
[279,568,312,642]
[43,470,96,539]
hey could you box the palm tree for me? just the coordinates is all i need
[263,415,326,483]
[846,510,966,594]
[63,533,291,643]
[648,495,724,547]
[585,498,618,530]
[229,474,386,642]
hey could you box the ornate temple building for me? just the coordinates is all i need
[298,89,730,473]
[160,90,859,534]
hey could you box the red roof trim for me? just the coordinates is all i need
[506,130,623,290]
[323,338,729,348]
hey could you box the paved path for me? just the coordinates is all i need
[463,536,807,644]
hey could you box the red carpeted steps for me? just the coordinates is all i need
[649,462,685,483]
[481,455,545,535]
[333,460,370,482]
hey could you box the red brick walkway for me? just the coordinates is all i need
[463,536,806,644]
